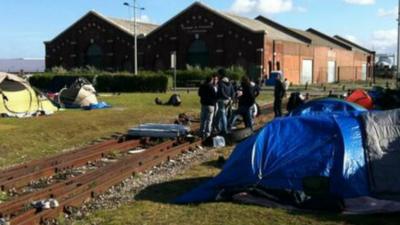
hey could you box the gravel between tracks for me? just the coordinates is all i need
[62,144,221,224]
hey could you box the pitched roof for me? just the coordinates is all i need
[306,29,352,50]
[146,1,306,44]
[106,17,159,37]
[146,1,267,36]
[334,35,374,54]
[47,11,158,43]
[289,28,352,50]
[255,16,312,44]
[221,13,305,43]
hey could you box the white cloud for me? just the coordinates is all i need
[230,0,257,14]
[377,6,398,18]
[230,0,298,15]
[344,0,375,5]
[257,0,293,14]
[369,29,397,53]
[344,35,359,43]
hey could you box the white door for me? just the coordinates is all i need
[361,64,367,81]
[327,61,336,83]
[301,60,313,84]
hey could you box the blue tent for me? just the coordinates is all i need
[176,110,400,213]
[289,98,367,117]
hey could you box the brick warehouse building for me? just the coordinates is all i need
[45,1,375,84]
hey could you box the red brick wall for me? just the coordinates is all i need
[45,12,139,71]
[144,5,264,71]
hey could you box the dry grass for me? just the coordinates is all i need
[0,91,272,168]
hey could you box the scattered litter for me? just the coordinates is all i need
[212,136,226,148]
[0,218,9,225]
[100,158,118,163]
[128,148,146,154]
[32,199,59,210]
[154,94,182,107]
[128,124,190,138]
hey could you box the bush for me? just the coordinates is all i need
[166,66,246,87]
[29,75,54,90]
[30,71,168,93]
[31,66,246,90]
[95,75,168,92]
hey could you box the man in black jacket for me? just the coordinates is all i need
[216,77,235,134]
[274,74,285,117]
[230,76,256,130]
[198,76,218,138]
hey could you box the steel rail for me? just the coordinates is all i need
[9,140,195,225]
[0,139,142,191]
[0,139,118,181]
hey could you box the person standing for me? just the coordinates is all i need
[216,76,234,134]
[283,78,290,98]
[274,74,285,117]
[231,76,256,130]
[198,76,218,139]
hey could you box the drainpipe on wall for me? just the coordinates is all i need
[272,40,276,71]
[397,0,400,88]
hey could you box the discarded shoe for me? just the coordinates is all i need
[32,199,60,210]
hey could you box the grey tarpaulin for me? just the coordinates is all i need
[362,109,400,199]
[127,124,190,138]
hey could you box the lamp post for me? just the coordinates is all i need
[397,0,400,88]
[124,1,145,75]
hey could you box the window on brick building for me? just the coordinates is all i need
[85,44,103,69]
[187,40,209,68]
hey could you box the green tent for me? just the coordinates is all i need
[0,72,57,118]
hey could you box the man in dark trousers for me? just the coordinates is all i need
[198,76,218,139]
[274,74,285,117]
[216,76,235,135]
[230,76,256,130]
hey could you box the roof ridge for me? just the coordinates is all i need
[106,16,159,26]
[145,1,266,37]
[255,16,311,44]
[306,28,352,50]
[334,35,374,54]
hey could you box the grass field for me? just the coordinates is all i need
[1,90,400,225]
[0,91,272,168]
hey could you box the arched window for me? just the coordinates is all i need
[154,59,165,70]
[187,40,209,68]
[268,61,272,75]
[85,44,103,68]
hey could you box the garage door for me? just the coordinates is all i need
[361,64,367,81]
[301,60,313,84]
[327,61,336,83]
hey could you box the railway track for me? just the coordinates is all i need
[0,102,278,225]
[0,138,201,225]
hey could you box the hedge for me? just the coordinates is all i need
[29,73,169,93]
[30,66,246,91]
[166,66,246,87]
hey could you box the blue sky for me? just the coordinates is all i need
[0,0,398,58]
